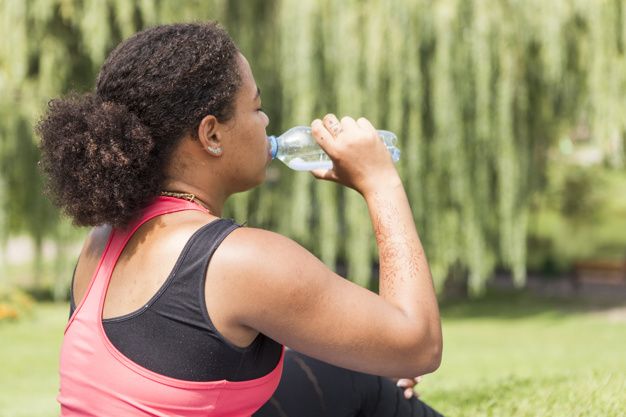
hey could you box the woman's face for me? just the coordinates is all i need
[219,53,271,192]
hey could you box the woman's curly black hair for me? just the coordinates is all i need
[37,22,241,227]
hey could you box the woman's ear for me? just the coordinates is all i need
[198,115,223,157]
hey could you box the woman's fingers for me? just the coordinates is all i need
[396,378,413,388]
[340,116,358,132]
[310,117,341,184]
[356,117,376,133]
[311,119,337,158]
[310,168,338,182]
[310,114,396,193]
[397,380,415,399]
[396,376,422,388]
[323,114,343,137]
[396,376,423,399]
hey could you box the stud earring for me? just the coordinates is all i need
[207,146,223,156]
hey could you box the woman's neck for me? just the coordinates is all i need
[161,179,225,217]
[163,137,230,217]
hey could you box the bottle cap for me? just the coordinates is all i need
[267,136,278,159]
[267,135,278,159]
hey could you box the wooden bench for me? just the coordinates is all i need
[573,259,626,286]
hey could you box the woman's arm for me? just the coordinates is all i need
[207,115,442,378]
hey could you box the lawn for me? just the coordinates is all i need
[0,303,66,417]
[425,293,626,416]
[0,292,624,417]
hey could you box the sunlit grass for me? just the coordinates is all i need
[0,303,66,417]
[424,292,626,416]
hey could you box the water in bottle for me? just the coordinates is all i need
[267,126,400,171]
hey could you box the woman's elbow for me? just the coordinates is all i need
[406,328,443,375]
[409,342,442,375]
[425,341,443,373]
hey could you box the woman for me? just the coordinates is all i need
[38,22,443,416]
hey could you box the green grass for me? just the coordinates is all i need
[0,293,624,417]
[0,303,66,417]
[425,293,626,416]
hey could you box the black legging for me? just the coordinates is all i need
[254,350,444,417]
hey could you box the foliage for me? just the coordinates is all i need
[1,0,626,293]
[0,285,34,322]
[528,164,626,273]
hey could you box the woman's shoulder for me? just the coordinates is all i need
[208,226,329,299]
[216,226,307,265]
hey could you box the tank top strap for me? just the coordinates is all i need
[67,196,210,329]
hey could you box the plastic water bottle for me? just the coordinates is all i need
[268,126,400,171]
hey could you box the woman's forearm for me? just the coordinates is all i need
[363,177,442,346]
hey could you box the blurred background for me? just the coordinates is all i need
[1,1,625,416]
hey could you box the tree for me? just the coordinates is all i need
[1,0,624,295]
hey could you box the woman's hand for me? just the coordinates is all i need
[309,113,400,196]
[395,376,423,399]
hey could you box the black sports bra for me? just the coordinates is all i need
[69,219,282,382]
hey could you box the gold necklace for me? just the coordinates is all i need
[160,191,212,213]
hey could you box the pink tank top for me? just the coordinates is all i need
[58,196,284,416]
